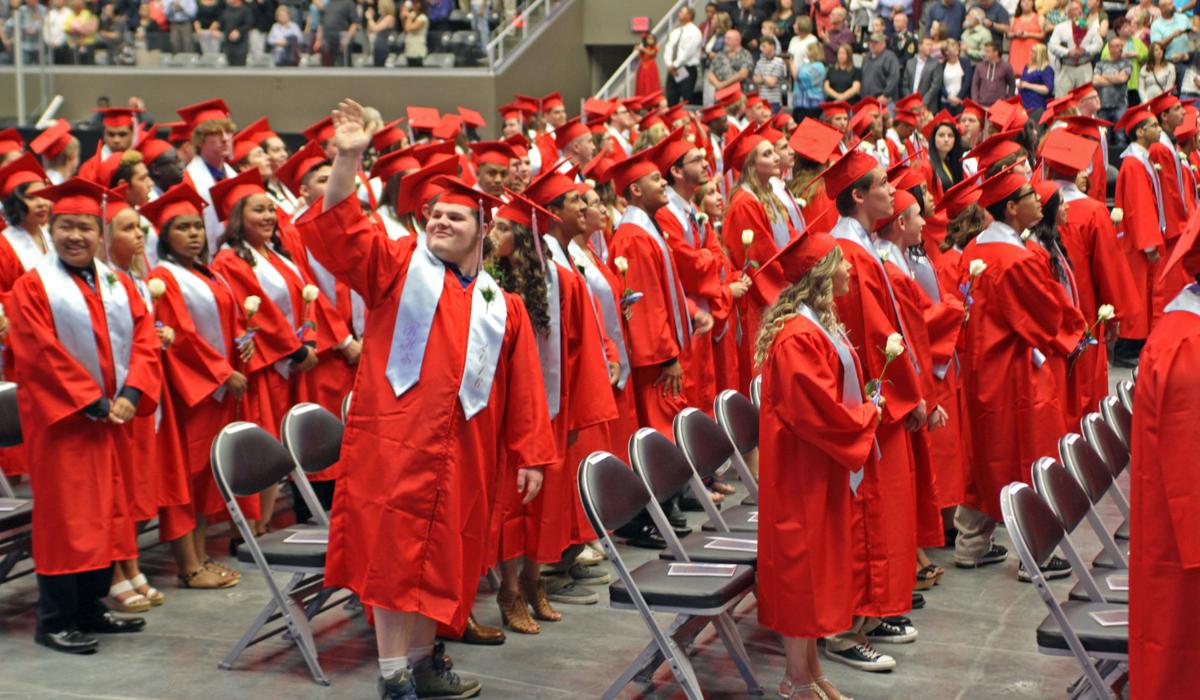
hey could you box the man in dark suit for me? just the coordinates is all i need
[735,0,765,50]
[904,37,944,111]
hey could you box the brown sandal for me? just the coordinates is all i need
[520,578,562,622]
[203,558,241,580]
[178,567,239,589]
[497,589,540,634]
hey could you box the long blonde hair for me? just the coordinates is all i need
[739,145,786,223]
[633,123,668,153]
[754,246,845,367]
[1027,44,1049,71]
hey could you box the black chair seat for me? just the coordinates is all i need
[1114,518,1129,541]
[701,504,758,533]
[658,533,757,565]
[1068,568,1129,605]
[1036,601,1129,655]
[0,499,32,531]
[610,560,755,610]
[1091,546,1127,570]
[237,529,326,569]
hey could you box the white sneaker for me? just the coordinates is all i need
[823,642,897,672]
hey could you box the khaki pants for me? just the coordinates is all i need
[954,505,997,562]
[824,617,874,652]
[1055,63,1094,98]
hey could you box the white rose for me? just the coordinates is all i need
[1097,304,1116,322]
[147,278,167,299]
[696,211,709,225]
[1020,229,1032,241]
[1111,207,1124,224]
[1155,163,1163,172]
[885,332,905,358]
[302,284,320,302]
[969,259,987,277]
[585,178,597,188]
[797,198,807,208]
[614,256,629,273]
[244,295,262,315]
[741,228,754,247]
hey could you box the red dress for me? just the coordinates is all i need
[635,45,661,97]
[758,314,877,637]
[1130,287,1200,698]
[295,196,556,633]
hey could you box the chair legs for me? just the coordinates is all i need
[219,571,332,687]
[713,611,763,695]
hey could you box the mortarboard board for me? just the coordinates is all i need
[820,149,879,199]
[406,106,442,133]
[138,182,208,232]
[0,128,26,154]
[30,119,74,160]
[609,151,661,195]
[976,163,1029,208]
[788,118,844,165]
[934,176,982,218]
[209,168,267,222]
[92,107,143,129]
[1038,128,1098,178]
[395,154,458,215]
[469,140,519,167]
[275,140,329,195]
[1114,106,1156,135]
[176,99,231,130]
[553,117,591,150]
[457,106,486,129]
[39,177,116,218]
[0,153,49,198]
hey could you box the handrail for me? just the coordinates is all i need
[484,0,568,73]
[593,0,696,101]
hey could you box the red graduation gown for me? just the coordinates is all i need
[608,210,692,433]
[1115,152,1166,339]
[9,266,159,575]
[295,196,556,632]
[1129,293,1200,698]
[833,232,923,617]
[149,262,261,525]
[758,315,877,638]
[0,227,50,476]
[958,231,1082,520]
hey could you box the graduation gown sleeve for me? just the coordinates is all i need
[607,227,682,367]
[148,267,237,408]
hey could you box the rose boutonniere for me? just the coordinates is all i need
[235,295,261,356]
[865,333,905,405]
[1068,304,1116,375]
[613,256,643,310]
[1111,207,1123,224]
[296,285,319,339]
[960,259,986,326]
[741,229,760,272]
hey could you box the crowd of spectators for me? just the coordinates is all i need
[649,0,1200,132]
[0,0,529,67]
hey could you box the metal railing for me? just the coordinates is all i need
[483,0,569,72]
[593,0,698,101]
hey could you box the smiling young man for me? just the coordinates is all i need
[177,99,238,256]
[295,99,556,700]
[8,178,162,655]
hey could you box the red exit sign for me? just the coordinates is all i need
[631,16,650,32]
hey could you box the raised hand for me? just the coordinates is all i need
[330,98,372,156]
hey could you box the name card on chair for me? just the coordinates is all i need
[703,537,757,552]
[1089,609,1129,627]
[284,529,329,545]
[667,563,738,577]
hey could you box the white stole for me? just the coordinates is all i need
[569,239,631,389]
[619,205,692,348]
[771,177,806,233]
[1159,131,1188,211]
[537,260,563,420]
[158,260,228,360]
[1120,143,1166,233]
[1164,283,1200,316]
[2,225,50,271]
[976,221,1047,367]
[743,184,791,249]
[37,255,134,396]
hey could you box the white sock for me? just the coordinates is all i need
[379,656,407,678]
[408,644,434,665]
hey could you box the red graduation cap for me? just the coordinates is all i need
[176,98,231,130]
[512,93,540,113]
[888,153,925,191]
[849,109,875,138]
[407,106,442,133]
[663,102,689,126]
[92,107,143,129]
[496,189,561,230]
[933,176,982,218]
[1149,91,1181,116]
[395,154,458,215]
[370,149,421,182]
[715,84,744,107]
[523,166,577,208]
[0,153,49,198]
[819,101,852,119]
[1114,105,1156,135]
[430,175,503,216]
[404,140,458,164]
[750,209,838,303]
[874,188,918,232]
[1177,110,1199,142]
[301,117,335,145]
[39,177,117,218]
[609,150,661,195]
[852,96,883,115]
[894,109,920,128]
[231,119,271,163]
[162,121,191,145]
[457,106,486,129]
[744,93,766,113]
[498,100,536,122]
[209,168,267,222]
[90,152,126,188]
[1068,83,1099,102]
[138,181,208,232]
[583,97,617,122]
[582,152,615,185]
[432,114,464,141]
[1061,114,1112,140]
[722,127,767,173]
[105,183,133,223]
[504,132,530,158]
[1038,95,1077,126]
[639,90,665,111]
[754,118,784,145]
[895,93,924,114]
[134,127,174,165]
[275,140,329,195]
[788,118,844,165]
[653,128,698,174]
[469,140,519,167]
[1038,128,1098,178]
[372,118,408,152]
[976,163,1029,208]
[772,111,794,132]
[639,109,666,132]
[541,92,565,112]
[699,104,727,124]
[920,109,957,141]
[553,116,591,150]
[987,97,1028,132]
[959,99,986,124]
[30,119,74,159]
[0,128,25,154]
[967,129,1023,171]
[820,149,879,199]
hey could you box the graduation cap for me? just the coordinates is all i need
[933,176,982,218]
[29,119,74,159]
[582,152,616,185]
[135,129,174,165]
[819,101,852,120]
[893,109,920,128]
[849,109,876,138]
[750,209,838,304]
[39,177,116,218]
[1031,175,1058,207]
[496,189,561,230]
[0,128,25,155]
[370,149,421,182]
[90,152,126,188]
[820,149,879,200]
[874,188,918,232]
[104,183,133,223]
[663,102,690,126]
[1061,115,1112,141]
[176,99,231,130]
[653,129,699,175]
[583,97,617,122]
[512,93,540,113]
[498,100,536,122]
[609,150,662,195]
[406,106,442,133]
[553,117,591,150]
[976,163,1029,209]
[1068,83,1100,103]
[959,99,986,124]
[699,104,727,124]
[987,97,1028,132]
[895,93,925,114]
[395,154,458,215]
[372,118,408,153]
[754,119,784,145]
[92,107,143,129]
[504,132,531,157]
[523,167,578,207]
[302,117,335,145]
[432,114,464,141]
[639,91,665,111]
[772,111,794,132]
[231,120,271,163]
[138,182,208,233]
[1039,95,1077,126]
[788,118,843,166]
[457,106,486,130]
[1114,105,1157,135]
[715,84,744,107]
[638,109,666,132]
[469,140,519,167]
[722,127,768,173]
[1148,91,1181,116]
[209,168,267,222]
[1038,128,1098,178]
[920,109,957,142]
[967,129,1024,171]
[744,93,766,113]
[1177,110,1199,142]
[888,153,925,191]
[431,175,503,215]
[541,92,565,113]
[852,96,883,115]
[162,121,191,145]
[0,153,49,198]
[275,140,329,195]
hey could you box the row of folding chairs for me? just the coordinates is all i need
[1001,379,1135,700]
[576,387,769,699]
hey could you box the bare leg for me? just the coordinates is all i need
[497,556,540,633]
[374,608,438,659]
[781,637,819,697]
[257,484,280,535]
[745,447,759,481]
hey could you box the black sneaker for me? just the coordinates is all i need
[883,615,912,627]
[955,543,1009,568]
[865,619,918,644]
[378,669,418,700]
[1018,555,1072,582]
[411,643,481,699]
[911,592,926,609]
[823,642,896,672]
[624,524,668,550]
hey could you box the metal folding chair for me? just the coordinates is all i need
[1079,413,1131,540]
[1057,435,1129,571]
[1030,458,1127,605]
[1000,483,1128,700]
[749,375,761,408]
[1098,396,1131,452]
[1115,380,1133,414]
[280,403,343,528]
[578,451,762,699]
[673,409,758,533]
[0,382,32,584]
[713,389,760,507]
[211,422,351,686]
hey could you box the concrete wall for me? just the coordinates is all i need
[582,0,678,45]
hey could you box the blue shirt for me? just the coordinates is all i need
[164,0,196,23]
[1019,65,1054,111]
[928,0,966,37]
[1151,13,1191,61]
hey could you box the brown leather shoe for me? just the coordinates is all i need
[521,578,562,622]
[460,614,506,645]
[497,589,540,634]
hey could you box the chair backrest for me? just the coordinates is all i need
[340,392,353,423]
[1099,395,1131,450]
[673,408,736,481]
[714,389,758,455]
[0,382,23,448]
[578,451,651,536]
[1058,433,1113,506]
[628,428,694,502]
[1030,457,1092,534]
[1000,482,1065,571]
[280,403,343,475]
[211,422,295,500]
[749,375,762,408]
[1081,412,1128,480]
[1116,379,1134,414]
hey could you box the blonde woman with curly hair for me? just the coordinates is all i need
[755,230,880,700]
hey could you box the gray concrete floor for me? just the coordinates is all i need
[0,369,1132,699]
